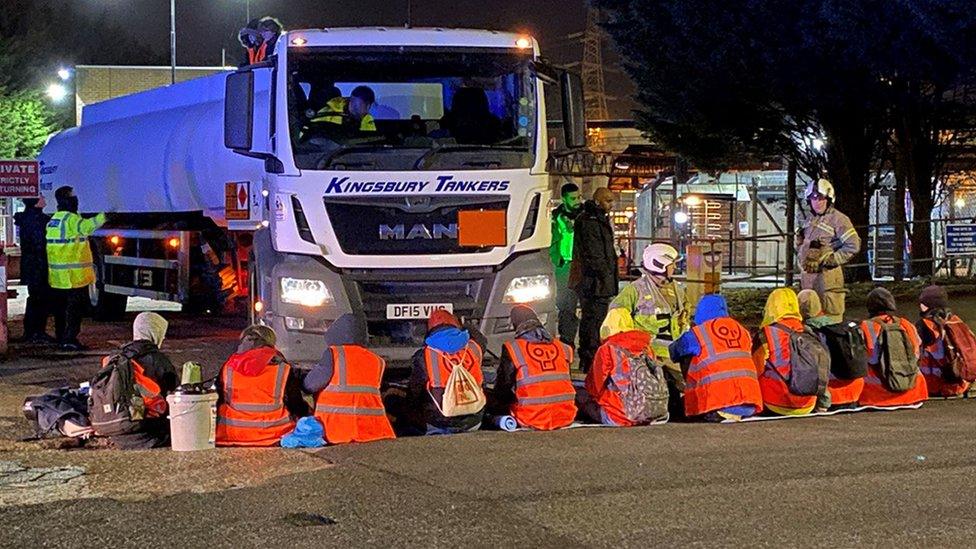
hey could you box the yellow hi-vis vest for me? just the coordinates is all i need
[309,97,376,131]
[45,211,106,289]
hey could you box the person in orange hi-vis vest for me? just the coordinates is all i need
[798,289,862,410]
[491,305,577,430]
[858,288,928,407]
[303,314,395,444]
[752,288,818,416]
[670,294,762,421]
[915,285,971,397]
[408,309,485,435]
[216,325,310,447]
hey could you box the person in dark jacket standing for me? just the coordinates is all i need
[569,187,618,372]
[14,197,54,343]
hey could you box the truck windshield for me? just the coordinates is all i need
[287,47,537,171]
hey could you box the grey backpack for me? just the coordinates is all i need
[770,323,829,397]
[88,348,145,437]
[619,351,669,424]
[877,320,919,392]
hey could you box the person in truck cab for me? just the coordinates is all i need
[308,85,377,132]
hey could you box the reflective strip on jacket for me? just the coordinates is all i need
[590,344,643,427]
[683,318,762,417]
[424,341,484,410]
[309,97,377,131]
[314,345,395,444]
[857,316,928,406]
[504,339,577,430]
[758,324,818,412]
[216,360,294,447]
[45,211,106,289]
[918,317,970,397]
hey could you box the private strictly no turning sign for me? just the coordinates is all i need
[0,160,39,197]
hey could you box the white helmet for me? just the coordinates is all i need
[642,243,680,275]
[804,178,835,202]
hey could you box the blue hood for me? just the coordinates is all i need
[425,326,470,353]
[694,294,729,325]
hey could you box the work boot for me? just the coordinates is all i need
[59,341,89,352]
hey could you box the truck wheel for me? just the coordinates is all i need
[90,284,128,321]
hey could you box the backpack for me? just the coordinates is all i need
[436,354,486,418]
[877,319,919,392]
[769,323,829,397]
[938,316,976,383]
[88,348,146,436]
[618,350,669,424]
[816,321,869,380]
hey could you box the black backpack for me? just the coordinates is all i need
[88,347,146,437]
[768,323,829,397]
[816,321,869,380]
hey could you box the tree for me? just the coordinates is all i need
[0,90,55,158]
[594,0,976,280]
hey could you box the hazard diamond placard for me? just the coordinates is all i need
[225,181,250,220]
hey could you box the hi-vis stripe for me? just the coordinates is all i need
[428,342,483,387]
[506,341,574,405]
[223,363,287,413]
[315,346,386,415]
[686,322,756,390]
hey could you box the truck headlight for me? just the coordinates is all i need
[279,277,334,307]
[503,275,552,304]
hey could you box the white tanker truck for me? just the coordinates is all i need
[38,27,586,364]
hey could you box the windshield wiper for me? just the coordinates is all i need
[413,144,528,170]
[316,144,427,170]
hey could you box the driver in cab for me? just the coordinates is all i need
[308,85,377,132]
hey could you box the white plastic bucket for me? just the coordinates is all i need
[166,392,218,451]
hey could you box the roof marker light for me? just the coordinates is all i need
[516,36,532,49]
[291,37,307,46]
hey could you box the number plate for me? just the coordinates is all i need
[386,303,454,320]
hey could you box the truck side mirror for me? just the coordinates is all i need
[224,67,274,156]
[560,72,586,149]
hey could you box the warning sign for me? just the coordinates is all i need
[0,160,39,197]
[225,181,250,220]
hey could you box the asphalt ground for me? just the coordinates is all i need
[1,295,975,546]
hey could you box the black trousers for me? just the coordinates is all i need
[23,280,51,337]
[555,268,580,348]
[576,294,611,373]
[51,287,88,344]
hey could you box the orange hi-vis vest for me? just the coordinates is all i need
[919,317,970,397]
[216,360,295,447]
[503,338,577,430]
[595,344,647,426]
[424,340,484,399]
[99,355,167,418]
[684,318,762,417]
[858,315,928,406]
[314,345,395,444]
[827,373,865,406]
[759,324,817,411]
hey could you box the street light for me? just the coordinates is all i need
[57,68,71,81]
[45,83,68,103]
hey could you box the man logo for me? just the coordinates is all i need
[379,223,458,240]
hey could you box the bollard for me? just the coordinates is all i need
[0,250,8,357]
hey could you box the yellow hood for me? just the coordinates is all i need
[761,288,802,327]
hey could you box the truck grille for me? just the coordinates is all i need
[324,196,508,255]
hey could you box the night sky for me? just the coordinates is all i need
[75,0,635,117]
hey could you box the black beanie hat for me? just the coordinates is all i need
[866,287,898,317]
[919,285,948,311]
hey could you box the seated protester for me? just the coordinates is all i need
[752,288,818,416]
[799,289,862,410]
[492,305,576,431]
[91,312,179,449]
[915,285,971,398]
[303,314,395,444]
[858,288,928,407]
[216,325,310,447]
[408,310,485,435]
[578,308,669,426]
[669,294,762,422]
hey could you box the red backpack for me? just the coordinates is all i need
[940,315,976,383]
